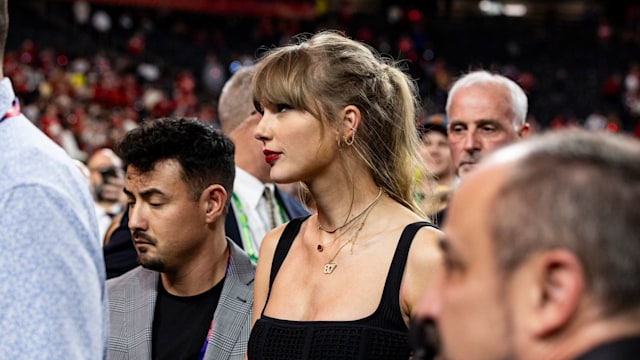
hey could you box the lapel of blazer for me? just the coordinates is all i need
[224,206,243,249]
[107,267,158,359]
[204,239,255,360]
[133,269,158,359]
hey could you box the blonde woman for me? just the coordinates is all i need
[248,31,442,359]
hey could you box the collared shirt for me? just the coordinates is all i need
[232,168,283,253]
[94,203,123,242]
[0,78,108,358]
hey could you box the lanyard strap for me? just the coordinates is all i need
[231,191,287,264]
[197,250,231,360]
[0,98,20,122]
[232,192,258,264]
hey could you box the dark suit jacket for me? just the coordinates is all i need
[103,208,137,279]
[102,207,138,279]
[225,186,309,250]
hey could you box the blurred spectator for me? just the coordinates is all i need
[417,114,456,224]
[413,129,640,360]
[446,70,531,179]
[87,148,126,242]
[0,0,108,356]
[2,0,639,169]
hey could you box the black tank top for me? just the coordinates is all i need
[248,216,436,360]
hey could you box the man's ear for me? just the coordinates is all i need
[528,249,584,338]
[518,123,531,139]
[203,184,227,223]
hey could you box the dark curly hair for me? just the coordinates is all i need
[115,117,235,209]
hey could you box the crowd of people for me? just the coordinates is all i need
[3,0,640,162]
[3,0,640,359]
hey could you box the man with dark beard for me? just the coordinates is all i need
[106,117,254,360]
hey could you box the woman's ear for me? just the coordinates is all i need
[341,105,361,142]
[203,184,227,223]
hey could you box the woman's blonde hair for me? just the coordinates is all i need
[253,31,427,215]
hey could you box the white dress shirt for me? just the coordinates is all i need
[94,203,122,243]
[232,168,283,254]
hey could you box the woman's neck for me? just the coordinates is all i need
[310,175,381,231]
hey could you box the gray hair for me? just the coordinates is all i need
[488,129,640,317]
[446,70,528,130]
[218,66,255,135]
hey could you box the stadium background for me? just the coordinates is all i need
[5,0,639,159]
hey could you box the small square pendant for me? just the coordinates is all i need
[323,263,337,274]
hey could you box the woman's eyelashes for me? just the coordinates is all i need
[276,103,292,113]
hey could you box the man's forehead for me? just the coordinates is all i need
[126,160,183,185]
[448,85,512,119]
[424,131,447,142]
[455,161,512,202]
[443,162,513,248]
[453,82,509,101]
[89,149,122,167]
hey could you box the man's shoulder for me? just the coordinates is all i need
[575,335,640,360]
[1,118,93,206]
[228,239,256,278]
[107,267,156,294]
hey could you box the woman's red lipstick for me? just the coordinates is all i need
[263,150,281,164]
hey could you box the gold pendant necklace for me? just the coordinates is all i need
[317,188,383,235]
[323,263,338,274]
[322,236,355,274]
[320,191,380,274]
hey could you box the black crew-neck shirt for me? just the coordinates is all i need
[152,277,224,360]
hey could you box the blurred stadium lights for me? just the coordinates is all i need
[478,1,527,17]
[503,4,527,17]
[44,0,613,21]
[54,0,318,19]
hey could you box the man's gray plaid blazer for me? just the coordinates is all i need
[106,239,255,359]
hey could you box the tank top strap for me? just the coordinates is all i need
[379,221,437,325]
[269,215,311,288]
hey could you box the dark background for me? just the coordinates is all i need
[5,0,640,155]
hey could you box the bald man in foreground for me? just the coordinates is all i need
[413,129,640,359]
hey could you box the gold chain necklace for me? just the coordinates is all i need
[317,188,383,235]
[320,191,380,274]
